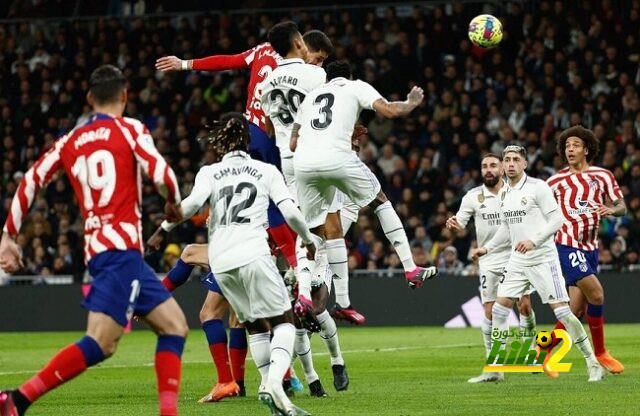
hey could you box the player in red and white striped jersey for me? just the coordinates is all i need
[546,125,626,375]
[0,65,188,416]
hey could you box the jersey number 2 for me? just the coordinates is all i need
[218,182,257,225]
[569,251,587,267]
[71,150,116,211]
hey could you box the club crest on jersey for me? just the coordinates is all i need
[579,263,588,272]
[501,191,506,201]
[589,180,598,189]
[520,197,527,206]
[477,194,485,203]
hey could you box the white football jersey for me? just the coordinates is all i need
[260,58,326,158]
[455,181,510,271]
[498,174,560,266]
[294,77,382,169]
[189,151,294,273]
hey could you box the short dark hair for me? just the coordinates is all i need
[303,30,334,54]
[89,64,126,105]
[268,21,300,57]
[326,60,351,81]
[482,153,502,163]
[557,125,599,163]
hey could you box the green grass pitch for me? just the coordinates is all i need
[1,325,638,415]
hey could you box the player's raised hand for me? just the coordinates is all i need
[352,124,368,139]
[407,86,424,106]
[514,240,535,253]
[302,240,316,261]
[146,227,166,251]
[0,234,24,273]
[446,216,463,231]
[470,247,487,261]
[155,56,185,72]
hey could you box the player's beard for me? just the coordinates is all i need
[483,174,500,187]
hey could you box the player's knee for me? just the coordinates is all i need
[517,301,532,316]
[199,295,226,323]
[158,315,189,338]
[589,290,604,305]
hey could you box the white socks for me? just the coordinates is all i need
[249,332,272,385]
[327,238,350,308]
[554,305,597,364]
[294,328,319,384]
[491,303,511,348]
[267,323,296,387]
[519,311,536,346]
[374,201,416,271]
[317,310,344,366]
[295,236,314,300]
[481,316,492,356]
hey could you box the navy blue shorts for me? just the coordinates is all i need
[556,244,599,286]
[248,122,281,171]
[82,250,171,326]
[200,271,223,295]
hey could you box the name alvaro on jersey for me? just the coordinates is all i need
[268,75,299,87]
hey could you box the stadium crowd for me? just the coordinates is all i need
[1,0,640,281]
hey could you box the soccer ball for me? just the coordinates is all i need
[468,14,503,48]
[536,331,554,349]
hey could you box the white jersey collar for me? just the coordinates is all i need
[222,150,250,161]
[279,58,304,66]
[508,174,528,190]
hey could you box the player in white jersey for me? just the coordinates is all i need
[159,113,317,416]
[291,60,438,299]
[472,145,604,382]
[446,153,536,383]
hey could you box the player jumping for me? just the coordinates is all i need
[290,60,437,298]
[446,153,537,383]
[545,125,626,376]
[0,65,188,416]
[472,145,604,382]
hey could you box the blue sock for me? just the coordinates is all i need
[156,334,186,356]
[587,303,604,317]
[229,328,247,349]
[202,319,227,345]
[166,259,194,286]
[76,335,106,366]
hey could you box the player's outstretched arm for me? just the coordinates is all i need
[290,123,300,152]
[372,86,424,118]
[1,139,64,272]
[473,221,510,260]
[155,52,249,72]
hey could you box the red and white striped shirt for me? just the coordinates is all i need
[547,166,623,251]
[3,113,181,262]
[192,42,281,131]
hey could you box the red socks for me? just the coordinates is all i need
[229,348,247,382]
[548,321,566,351]
[155,335,185,416]
[209,344,234,383]
[268,224,298,268]
[587,314,606,356]
[19,344,88,402]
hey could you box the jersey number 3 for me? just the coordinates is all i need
[218,182,257,225]
[71,150,116,211]
[311,93,335,130]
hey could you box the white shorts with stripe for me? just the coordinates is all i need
[295,154,380,228]
[479,267,534,303]
[497,258,569,304]
[214,255,291,323]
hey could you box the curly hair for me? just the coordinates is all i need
[556,125,600,164]
[198,112,250,160]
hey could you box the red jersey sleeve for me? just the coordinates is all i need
[115,117,181,204]
[191,46,256,71]
[3,135,66,236]
[602,169,623,202]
